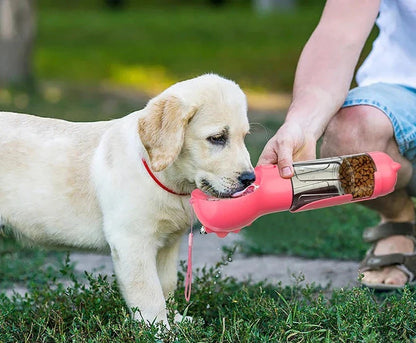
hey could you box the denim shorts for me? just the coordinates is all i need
[342,82,416,196]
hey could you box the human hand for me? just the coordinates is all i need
[257,121,317,178]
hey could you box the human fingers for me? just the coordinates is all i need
[257,123,300,178]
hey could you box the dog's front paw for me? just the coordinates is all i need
[174,310,193,323]
[132,311,171,330]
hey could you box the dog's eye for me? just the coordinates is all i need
[207,134,227,146]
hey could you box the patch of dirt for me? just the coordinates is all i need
[68,232,359,290]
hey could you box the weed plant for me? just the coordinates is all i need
[1,250,416,342]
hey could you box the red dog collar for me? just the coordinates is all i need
[142,159,189,196]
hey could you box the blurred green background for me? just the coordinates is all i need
[36,0,326,94]
[0,0,379,262]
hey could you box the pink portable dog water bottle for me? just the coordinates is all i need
[190,152,401,237]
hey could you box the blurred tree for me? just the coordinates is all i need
[104,0,125,9]
[254,0,296,12]
[209,0,226,6]
[0,0,36,86]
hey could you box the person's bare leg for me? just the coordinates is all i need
[321,105,414,286]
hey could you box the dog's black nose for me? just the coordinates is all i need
[238,171,256,188]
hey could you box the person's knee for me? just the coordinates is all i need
[320,105,394,157]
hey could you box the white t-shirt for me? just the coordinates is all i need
[356,0,416,89]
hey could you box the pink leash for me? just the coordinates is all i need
[184,230,193,302]
[141,157,194,301]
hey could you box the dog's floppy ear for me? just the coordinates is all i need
[138,95,197,172]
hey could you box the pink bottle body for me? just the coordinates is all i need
[190,152,401,237]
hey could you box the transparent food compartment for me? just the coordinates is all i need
[290,153,376,211]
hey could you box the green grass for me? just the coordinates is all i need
[1,251,416,342]
[0,83,146,122]
[239,204,379,260]
[34,3,378,96]
[0,235,67,289]
[35,5,323,94]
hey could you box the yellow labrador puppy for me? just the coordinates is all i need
[0,74,254,327]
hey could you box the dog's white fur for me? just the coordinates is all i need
[0,74,253,326]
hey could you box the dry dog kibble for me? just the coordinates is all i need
[339,154,376,199]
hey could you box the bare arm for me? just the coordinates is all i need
[258,0,380,177]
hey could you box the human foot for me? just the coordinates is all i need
[359,222,416,289]
[361,234,414,287]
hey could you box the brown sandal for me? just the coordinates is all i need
[360,222,416,290]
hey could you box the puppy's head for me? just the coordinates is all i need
[138,74,254,197]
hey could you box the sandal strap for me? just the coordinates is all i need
[361,252,416,279]
[363,222,415,243]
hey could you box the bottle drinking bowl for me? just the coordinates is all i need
[190,152,401,237]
